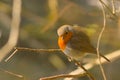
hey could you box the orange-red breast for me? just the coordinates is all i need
[57,25,110,62]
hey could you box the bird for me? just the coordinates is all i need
[57,25,110,62]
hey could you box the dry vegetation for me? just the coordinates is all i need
[0,0,120,80]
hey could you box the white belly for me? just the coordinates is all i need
[63,44,85,60]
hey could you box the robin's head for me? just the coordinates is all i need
[57,25,73,50]
[57,25,74,37]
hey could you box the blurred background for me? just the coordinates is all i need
[0,0,120,80]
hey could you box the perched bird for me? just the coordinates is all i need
[57,25,110,62]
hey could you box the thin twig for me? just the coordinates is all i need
[15,47,61,52]
[5,49,18,62]
[5,47,61,62]
[97,0,107,80]
[0,68,24,79]
[111,0,116,14]
[40,73,86,80]
[99,0,117,18]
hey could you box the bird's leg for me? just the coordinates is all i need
[65,54,95,80]
[72,59,95,80]
[67,57,73,62]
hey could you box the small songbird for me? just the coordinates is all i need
[57,25,110,62]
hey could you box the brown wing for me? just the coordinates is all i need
[70,26,110,62]
[70,27,96,53]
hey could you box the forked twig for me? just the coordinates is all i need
[5,47,61,62]
[5,47,120,80]
[6,47,95,80]
[99,0,117,18]
[0,0,21,62]
[5,49,18,62]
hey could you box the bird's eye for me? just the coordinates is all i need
[65,32,68,34]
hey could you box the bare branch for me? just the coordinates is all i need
[99,0,117,18]
[39,50,120,80]
[0,0,21,61]
[64,50,120,80]
[40,73,86,80]
[97,0,107,80]
[5,47,61,62]
[5,49,18,62]
[15,47,61,52]
[5,47,120,80]
[111,0,116,14]
[0,68,24,79]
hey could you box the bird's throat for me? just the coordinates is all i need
[58,32,72,50]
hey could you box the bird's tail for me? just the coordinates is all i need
[100,54,110,62]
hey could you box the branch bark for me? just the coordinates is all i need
[64,50,120,80]
[0,0,21,61]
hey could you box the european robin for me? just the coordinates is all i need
[57,25,110,62]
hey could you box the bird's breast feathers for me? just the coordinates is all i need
[63,42,85,60]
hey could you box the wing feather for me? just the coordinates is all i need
[70,27,96,53]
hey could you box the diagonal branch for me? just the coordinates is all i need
[99,0,117,18]
[0,68,24,78]
[64,50,120,80]
[39,50,120,80]
[0,0,22,62]
[40,73,86,80]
